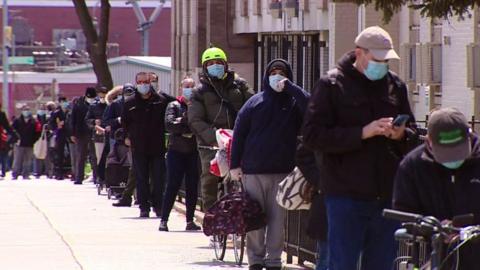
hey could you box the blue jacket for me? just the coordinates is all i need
[230,59,310,174]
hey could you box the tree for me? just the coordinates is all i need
[72,0,113,90]
[334,0,480,23]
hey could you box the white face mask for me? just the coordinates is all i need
[268,74,286,92]
[85,97,95,104]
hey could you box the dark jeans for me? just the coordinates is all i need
[53,135,67,178]
[325,195,399,270]
[132,151,166,212]
[74,136,90,183]
[315,241,329,270]
[89,140,98,182]
[161,150,199,222]
[0,150,8,176]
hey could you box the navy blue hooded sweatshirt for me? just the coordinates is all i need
[230,59,310,174]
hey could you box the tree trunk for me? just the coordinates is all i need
[72,0,113,90]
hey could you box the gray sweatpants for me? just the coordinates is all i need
[243,173,288,268]
[13,146,34,178]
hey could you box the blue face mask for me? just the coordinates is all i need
[269,74,286,92]
[22,111,32,118]
[364,60,388,81]
[207,64,225,79]
[61,102,69,110]
[441,160,465,170]
[137,84,151,95]
[37,110,46,116]
[183,88,193,100]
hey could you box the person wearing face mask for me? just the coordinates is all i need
[188,46,254,214]
[33,103,52,178]
[229,59,309,270]
[49,96,70,180]
[159,77,201,232]
[85,86,109,186]
[148,72,176,102]
[69,87,97,185]
[105,84,138,207]
[122,72,171,218]
[393,107,480,269]
[12,105,41,180]
[302,26,418,270]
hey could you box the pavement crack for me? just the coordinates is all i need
[25,194,84,270]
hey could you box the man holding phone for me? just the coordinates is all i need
[303,26,418,270]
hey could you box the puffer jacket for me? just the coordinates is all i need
[302,51,418,201]
[188,71,254,146]
[165,97,197,153]
[103,87,124,139]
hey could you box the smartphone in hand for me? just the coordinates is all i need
[392,114,410,127]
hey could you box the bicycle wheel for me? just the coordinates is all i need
[213,235,227,261]
[233,234,246,265]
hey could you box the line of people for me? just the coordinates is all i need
[3,25,479,270]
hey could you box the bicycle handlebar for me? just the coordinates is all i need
[382,209,424,223]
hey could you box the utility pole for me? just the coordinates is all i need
[2,0,8,117]
[127,0,166,56]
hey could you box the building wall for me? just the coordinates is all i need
[108,65,171,94]
[329,2,358,67]
[0,4,171,56]
[172,0,255,96]
[441,18,475,118]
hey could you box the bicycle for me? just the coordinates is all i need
[383,209,480,270]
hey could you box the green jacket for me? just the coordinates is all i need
[188,71,253,146]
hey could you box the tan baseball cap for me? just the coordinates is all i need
[355,26,400,60]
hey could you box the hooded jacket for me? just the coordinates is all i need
[230,59,310,174]
[302,51,417,201]
[103,87,124,139]
[188,70,253,147]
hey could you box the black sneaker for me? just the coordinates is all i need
[73,181,82,185]
[249,264,264,270]
[185,222,201,231]
[158,221,169,232]
[112,198,132,207]
[265,267,281,270]
[139,210,150,218]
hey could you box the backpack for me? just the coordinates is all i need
[203,189,266,236]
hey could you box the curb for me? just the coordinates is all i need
[172,201,205,224]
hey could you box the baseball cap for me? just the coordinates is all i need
[428,108,471,163]
[355,26,400,60]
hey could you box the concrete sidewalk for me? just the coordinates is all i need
[0,177,246,270]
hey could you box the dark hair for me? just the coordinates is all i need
[58,96,67,103]
[135,72,148,80]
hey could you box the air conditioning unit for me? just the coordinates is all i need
[284,0,299,17]
[467,43,480,89]
[269,0,282,18]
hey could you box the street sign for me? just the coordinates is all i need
[9,56,34,65]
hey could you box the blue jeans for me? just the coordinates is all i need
[316,241,329,270]
[325,195,399,270]
[161,150,199,222]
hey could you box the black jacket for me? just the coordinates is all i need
[393,135,480,269]
[12,116,41,147]
[393,135,480,224]
[165,98,197,153]
[49,108,67,138]
[302,51,417,201]
[86,101,107,143]
[122,91,169,156]
[70,96,91,138]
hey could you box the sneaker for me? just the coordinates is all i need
[112,198,132,207]
[153,207,162,218]
[185,222,201,231]
[265,267,281,270]
[139,210,149,218]
[158,221,169,232]
[73,181,82,185]
[249,264,264,270]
